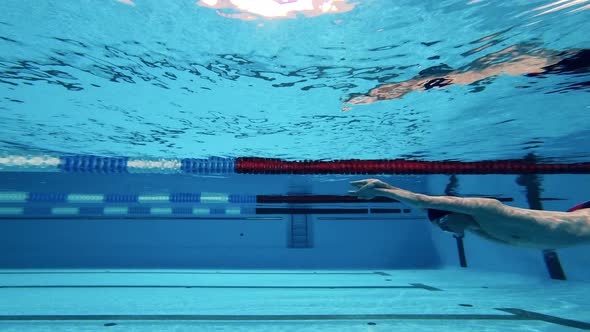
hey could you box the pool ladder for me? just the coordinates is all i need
[289,214,311,248]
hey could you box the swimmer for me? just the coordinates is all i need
[349,179,590,249]
[344,44,589,106]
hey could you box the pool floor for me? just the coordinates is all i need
[0,269,588,331]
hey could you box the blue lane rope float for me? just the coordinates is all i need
[59,155,129,173]
[181,157,236,175]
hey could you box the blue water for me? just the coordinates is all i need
[1,1,590,331]
[1,0,589,161]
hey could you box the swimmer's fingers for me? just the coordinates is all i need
[350,179,390,189]
[349,180,370,188]
[350,179,379,188]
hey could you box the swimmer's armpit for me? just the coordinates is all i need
[344,94,379,105]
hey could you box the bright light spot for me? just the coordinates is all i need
[534,0,574,11]
[116,0,136,6]
[531,0,589,16]
[569,3,590,12]
[196,0,358,20]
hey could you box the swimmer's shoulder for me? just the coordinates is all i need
[570,208,590,215]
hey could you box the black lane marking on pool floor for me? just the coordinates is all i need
[410,283,442,291]
[0,284,439,290]
[0,271,389,276]
[0,309,587,330]
[496,309,590,330]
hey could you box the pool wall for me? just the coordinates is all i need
[0,172,438,269]
[1,171,589,281]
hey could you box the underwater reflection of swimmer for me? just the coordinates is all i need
[349,179,590,249]
[343,45,589,108]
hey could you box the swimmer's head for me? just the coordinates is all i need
[428,209,474,235]
[427,209,452,222]
[567,200,590,212]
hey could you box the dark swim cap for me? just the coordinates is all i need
[567,201,590,212]
[427,209,452,222]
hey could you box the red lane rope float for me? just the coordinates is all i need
[235,158,590,175]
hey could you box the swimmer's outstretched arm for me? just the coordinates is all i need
[350,179,590,242]
[349,179,502,215]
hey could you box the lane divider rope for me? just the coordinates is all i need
[1,154,590,174]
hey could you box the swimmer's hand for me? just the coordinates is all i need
[348,179,394,200]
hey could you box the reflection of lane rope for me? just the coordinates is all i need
[0,205,413,217]
[0,190,255,217]
[0,191,417,217]
[0,191,253,204]
[0,205,253,217]
[2,154,590,174]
